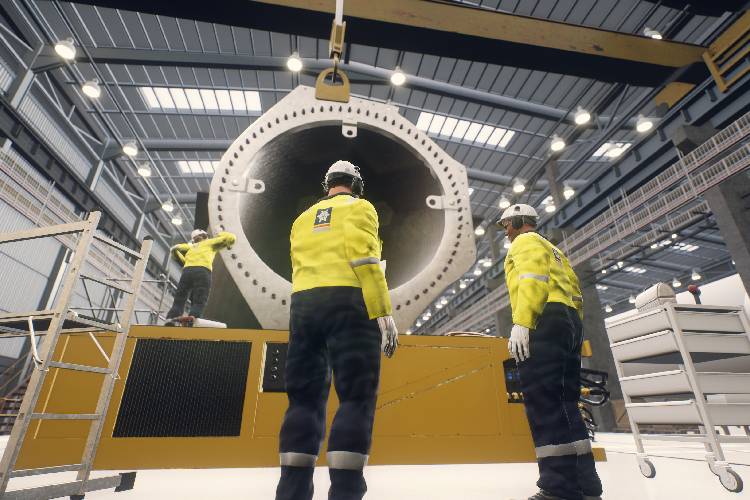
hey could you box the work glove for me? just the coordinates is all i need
[508,324,530,363]
[377,315,398,358]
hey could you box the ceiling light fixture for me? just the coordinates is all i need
[286,52,303,72]
[512,180,525,193]
[390,66,406,86]
[691,268,702,281]
[473,268,482,276]
[672,277,682,288]
[628,295,636,304]
[498,196,511,209]
[636,115,654,133]
[54,38,76,60]
[550,135,566,152]
[482,258,492,268]
[161,200,174,213]
[81,79,101,99]
[573,107,591,125]
[563,184,575,200]
[459,281,467,289]
[644,27,663,40]
[171,215,183,226]
[604,304,613,313]
[136,163,152,177]
[122,141,138,157]
[474,226,486,237]
[545,204,556,213]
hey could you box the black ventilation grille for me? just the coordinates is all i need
[113,338,251,437]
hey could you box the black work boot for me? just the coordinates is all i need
[528,490,565,500]
[276,466,314,500]
[328,468,366,500]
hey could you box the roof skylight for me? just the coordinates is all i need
[593,142,631,158]
[177,160,219,174]
[140,87,262,113]
[416,112,515,148]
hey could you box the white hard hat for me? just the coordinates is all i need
[191,229,208,241]
[325,160,362,181]
[323,160,364,195]
[499,203,538,222]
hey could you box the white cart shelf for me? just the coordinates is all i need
[605,303,750,493]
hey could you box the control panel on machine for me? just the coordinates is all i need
[503,359,524,403]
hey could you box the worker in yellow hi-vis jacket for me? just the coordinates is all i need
[498,203,602,500]
[275,160,397,500]
[165,229,236,323]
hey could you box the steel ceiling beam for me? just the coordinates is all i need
[66,0,708,86]
[65,48,618,125]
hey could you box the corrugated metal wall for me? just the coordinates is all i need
[0,55,14,93]
[0,57,178,328]
[94,175,138,229]
[17,97,92,180]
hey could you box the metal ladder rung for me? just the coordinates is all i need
[79,273,133,294]
[48,361,110,374]
[2,472,135,500]
[65,313,121,333]
[10,464,82,478]
[30,413,100,420]
[92,233,143,259]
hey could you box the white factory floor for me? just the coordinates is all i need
[3,433,749,499]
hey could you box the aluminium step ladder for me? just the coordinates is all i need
[0,211,152,499]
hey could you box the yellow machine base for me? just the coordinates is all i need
[16,327,605,469]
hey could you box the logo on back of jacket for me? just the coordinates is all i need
[313,207,332,232]
[552,247,563,265]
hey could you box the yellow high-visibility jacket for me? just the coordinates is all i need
[290,193,392,319]
[504,231,583,329]
[171,232,237,271]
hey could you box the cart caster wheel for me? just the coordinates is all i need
[638,458,656,478]
[719,469,743,493]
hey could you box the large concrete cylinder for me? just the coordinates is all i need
[204,86,476,331]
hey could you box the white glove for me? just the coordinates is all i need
[377,315,398,358]
[508,324,530,363]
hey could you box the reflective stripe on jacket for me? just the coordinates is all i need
[504,232,583,329]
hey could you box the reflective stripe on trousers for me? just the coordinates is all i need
[535,438,592,458]
[327,451,369,470]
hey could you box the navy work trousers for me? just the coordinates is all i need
[166,266,212,319]
[518,302,602,499]
[276,286,382,500]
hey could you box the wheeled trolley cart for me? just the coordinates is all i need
[606,303,750,493]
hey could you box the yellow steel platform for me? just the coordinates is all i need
[15,326,605,469]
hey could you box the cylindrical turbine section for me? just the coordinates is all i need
[206,86,476,331]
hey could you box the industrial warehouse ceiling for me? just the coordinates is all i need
[0,0,745,314]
